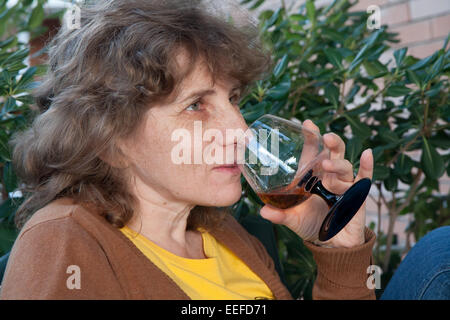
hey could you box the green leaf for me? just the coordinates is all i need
[324,83,340,107]
[348,46,368,72]
[308,105,334,116]
[322,0,339,15]
[394,153,414,176]
[241,101,267,123]
[346,136,363,163]
[0,36,17,50]
[324,48,343,69]
[384,169,398,191]
[429,130,450,149]
[420,137,445,180]
[385,85,411,97]
[406,69,422,88]
[28,3,45,29]
[346,103,371,117]
[346,85,360,102]
[306,0,316,24]
[363,60,388,78]
[425,81,444,98]
[321,28,345,43]
[0,222,19,255]
[3,161,17,194]
[341,113,372,140]
[14,66,37,92]
[447,159,450,177]
[373,165,390,181]
[262,8,281,31]
[266,73,291,100]
[1,48,29,68]
[289,14,307,23]
[273,54,289,79]
[393,47,407,67]
[258,9,274,22]
[249,0,266,10]
[421,176,439,192]
[1,96,17,115]
[0,2,19,37]
[379,127,400,148]
[409,51,438,71]
[348,29,382,72]
[424,53,445,83]
[0,130,11,162]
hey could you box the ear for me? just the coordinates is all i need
[98,141,130,169]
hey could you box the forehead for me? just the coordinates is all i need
[172,49,239,100]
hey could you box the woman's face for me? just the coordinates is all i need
[120,51,248,208]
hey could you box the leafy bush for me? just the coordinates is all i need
[233,0,449,298]
[0,0,448,299]
[0,0,52,256]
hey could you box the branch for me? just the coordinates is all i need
[394,168,423,216]
[382,169,423,270]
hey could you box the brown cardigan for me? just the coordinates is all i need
[0,197,376,300]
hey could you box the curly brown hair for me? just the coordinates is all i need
[10,0,273,231]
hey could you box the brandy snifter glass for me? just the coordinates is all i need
[239,114,371,241]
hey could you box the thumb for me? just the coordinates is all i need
[260,204,288,225]
[356,148,374,181]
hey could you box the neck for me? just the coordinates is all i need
[125,178,196,253]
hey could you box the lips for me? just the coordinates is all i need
[214,164,238,169]
[213,162,241,174]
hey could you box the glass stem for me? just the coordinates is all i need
[309,179,341,208]
[298,168,341,208]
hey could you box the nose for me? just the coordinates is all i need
[211,103,250,165]
[216,103,249,144]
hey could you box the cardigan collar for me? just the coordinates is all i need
[77,198,292,300]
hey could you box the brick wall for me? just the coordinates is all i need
[253,0,450,58]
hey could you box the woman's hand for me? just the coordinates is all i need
[259,119,374,248]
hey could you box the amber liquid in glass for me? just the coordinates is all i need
[256,151,327,209]
[257,184,312,209]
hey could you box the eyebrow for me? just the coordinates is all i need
[178,85,242,104]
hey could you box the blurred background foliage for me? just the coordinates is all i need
[233,0,449,299]
[0,0,449,299]
[0,0,51,257]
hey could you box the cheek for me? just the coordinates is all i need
[161,162,242,206]
[201,172,242,206]
[130,117,242,205]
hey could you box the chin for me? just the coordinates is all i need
[206,183,242,207]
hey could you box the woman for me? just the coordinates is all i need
[0,0,376,299]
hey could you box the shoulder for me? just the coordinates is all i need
[11,197,113,264]
[1,197,126,299]
[19,197,108,240]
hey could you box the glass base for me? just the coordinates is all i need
[318,178,372,241]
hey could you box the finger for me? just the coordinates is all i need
[298,119,320,171]
[323,132,345,160]
[302,119,320,133]
[322,158,354,182]
[355,148,374,181]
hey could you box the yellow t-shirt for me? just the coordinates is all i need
[120,226,275,300]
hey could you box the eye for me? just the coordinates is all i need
[185,101,202,112]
